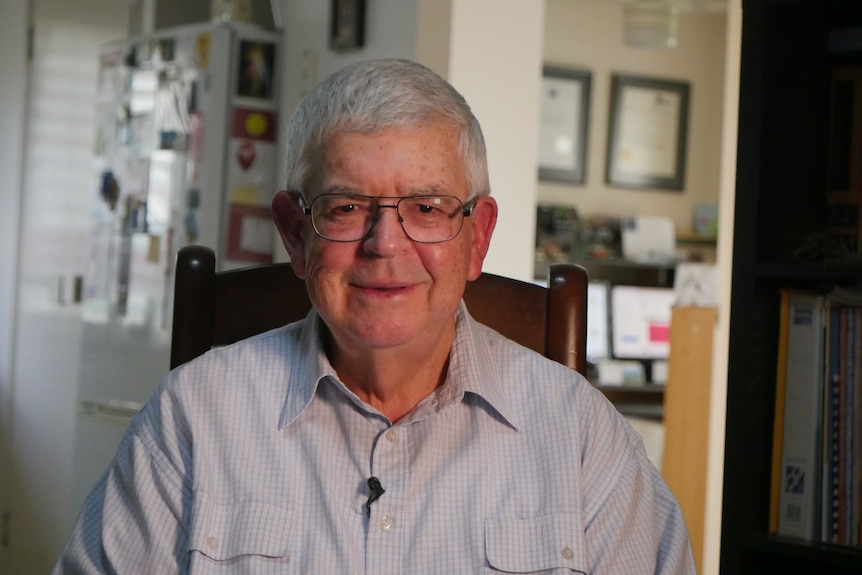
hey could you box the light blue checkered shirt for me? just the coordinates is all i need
[55,303,695,574]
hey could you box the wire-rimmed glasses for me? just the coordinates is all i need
[298,193,475,243]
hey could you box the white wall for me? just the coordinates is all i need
[0,1,29,572]
[542,0,727,236]
[703,1,741,573]
[3,1,129,572]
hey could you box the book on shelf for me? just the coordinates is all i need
[844,309,858,544]
[769,289,793,534]
[853,308,862,545]
[840,306,861,546]
[827,303,862,546]
[821,305,842,543]
[773,286,862,546]
[776,292,826,541]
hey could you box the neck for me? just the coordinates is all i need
[325,325,454,423]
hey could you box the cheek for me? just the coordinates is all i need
[303,264,340,318]
[424,242,473,297]
[300,242,354,307]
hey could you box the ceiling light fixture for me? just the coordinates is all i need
[620,0,727,50]
[623,0,680,49]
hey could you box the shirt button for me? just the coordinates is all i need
[561,546,574,561]
[207,536,219,550]
[379,515,394,532]
[385,429,398,443]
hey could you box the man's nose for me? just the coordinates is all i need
[363,204,409,250]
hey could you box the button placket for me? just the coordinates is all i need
[365,425,407,573]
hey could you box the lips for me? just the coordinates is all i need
[354,282,412,292]
[351,279,418,296]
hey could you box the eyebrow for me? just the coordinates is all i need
[407,185,447,196]
[324,185,363,196]
[322,184,450,197]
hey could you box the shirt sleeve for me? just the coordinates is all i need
[52,411,192,574]
[578,393,696,575]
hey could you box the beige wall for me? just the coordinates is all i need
[541,0,727,236]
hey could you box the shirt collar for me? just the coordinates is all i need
[278,310,336,430]
[448,302,521,430]
[278,302,521,431]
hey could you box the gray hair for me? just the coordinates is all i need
[284,58,490,199]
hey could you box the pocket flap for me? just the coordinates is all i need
[485,514,587,573]
[189,499,293,561]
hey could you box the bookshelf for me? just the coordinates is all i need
[722,1,862,574]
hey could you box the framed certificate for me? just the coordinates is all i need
[538,66,592,184]
[330,0,366,51]
[606,73,690,191]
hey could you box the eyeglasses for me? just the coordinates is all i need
[298,193,475,243]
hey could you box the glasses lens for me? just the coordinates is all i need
[399,196,465,243]
[310,194,375,241]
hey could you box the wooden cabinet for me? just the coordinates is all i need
[664,306,716,574]
[722,1,862,573]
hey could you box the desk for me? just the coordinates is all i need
[595,384,664,420]
[536,257,676,415]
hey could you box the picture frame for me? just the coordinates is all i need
[330,0,366,52]
[538,65,592,184]
[605,73,690,191]
[236,41,276,100]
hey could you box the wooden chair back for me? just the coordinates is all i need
[170,245,588,373]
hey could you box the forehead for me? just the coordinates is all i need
[311,124,467,195]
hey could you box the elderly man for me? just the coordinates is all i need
[55,58,695,574]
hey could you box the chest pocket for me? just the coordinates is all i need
[484,514,588,574]
[188,500,294,573]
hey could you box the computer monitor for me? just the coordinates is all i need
[586,281,611,363]
[610,285,675,360]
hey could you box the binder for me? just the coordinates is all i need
[777,292,826,540]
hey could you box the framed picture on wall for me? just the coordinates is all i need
[538,65,592,184]
[606,73,690,191]
[330,0,366,51]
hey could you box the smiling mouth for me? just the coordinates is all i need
[353,281,415,295]
[359,284,408,292]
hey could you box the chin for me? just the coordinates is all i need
[347,320,419,349]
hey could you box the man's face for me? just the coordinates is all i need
[274,123,497,354]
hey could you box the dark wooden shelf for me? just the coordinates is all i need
[742,534,862,572]
[595,384,664,404]
[754,261,862,282]
[594,384,664,420]
[535,257,676,288]
[675,231,718,245]
[722,1,862,574]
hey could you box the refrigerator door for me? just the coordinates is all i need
[71,21,281,510]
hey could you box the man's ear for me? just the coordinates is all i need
[271,190,308,278]
[466,196,498,281]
